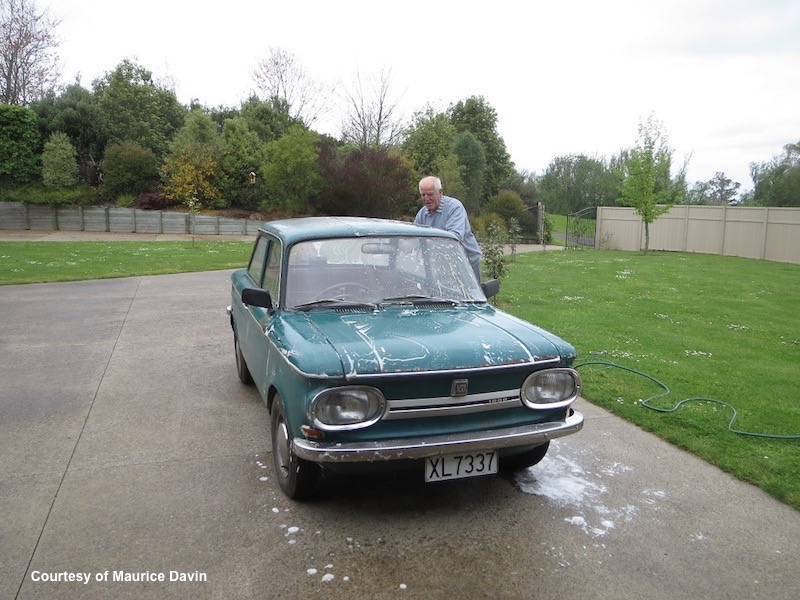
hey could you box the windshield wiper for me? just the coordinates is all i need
[293,298,377,312]
[380,295,457,306]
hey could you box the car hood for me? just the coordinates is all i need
[267,305,575,379]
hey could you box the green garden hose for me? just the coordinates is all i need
[574,357,800,440]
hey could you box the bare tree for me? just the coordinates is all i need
[0,0,61,105]
[340,68,405,149]
[252,47,329,126]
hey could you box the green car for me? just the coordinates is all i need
[228,217,583,499]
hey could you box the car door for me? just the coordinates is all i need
[238,234,282,393]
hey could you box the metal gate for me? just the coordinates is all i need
[565,207,597,249]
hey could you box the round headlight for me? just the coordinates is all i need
[311,386,386,431]
[521,368,581,409]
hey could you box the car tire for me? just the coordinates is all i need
[234,334,254,385]
[500,441,550,472]
[271,393,321,500]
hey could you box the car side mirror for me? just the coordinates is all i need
[481,279,500,299]
[241,287,273,311]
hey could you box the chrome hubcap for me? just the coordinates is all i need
[275,418,291,478]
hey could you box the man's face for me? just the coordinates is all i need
[420,182,442,213]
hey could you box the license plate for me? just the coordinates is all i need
[425,450,498,482]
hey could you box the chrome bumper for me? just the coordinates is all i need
[292,410,584,463]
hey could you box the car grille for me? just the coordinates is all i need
[383,390,522,420]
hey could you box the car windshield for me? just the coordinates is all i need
[284,236,485,309]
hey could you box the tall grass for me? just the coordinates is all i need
[501,249,800,509]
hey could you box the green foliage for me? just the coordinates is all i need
[31,83,108,175]
[218,115,269,209]
[687,171,741,205]
[0,183,97,205]
[92,59,187,158]
[161,109,224,207]
[116,193,135,207]
[238,95,300,143]
[500,169,539,207]
[451,131,486,213]
[260,125,322,213]
[161,151,221,207]
[42,132,78,187]
[316,145,414,217]
[101,141,159,199]
[539,154,620,215]
[487,189,535,233]
[447,96,513,198]
[616,114,684,253]
[749,141,800,207]
[402,107,457,178]
[0,104,39,185]
[479,219,509,281]
[542,213,554,244]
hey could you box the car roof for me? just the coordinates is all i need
[258,216,459,245]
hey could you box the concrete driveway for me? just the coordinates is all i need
[1,270,798,600]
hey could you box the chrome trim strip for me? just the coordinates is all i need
[384,389,522,420]
[292,410,584,463]
[383,398,521,419]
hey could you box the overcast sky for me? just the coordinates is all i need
[52,0,799,192]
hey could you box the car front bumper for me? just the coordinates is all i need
[292,409,584,463]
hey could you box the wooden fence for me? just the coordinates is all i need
[596,205,800,264]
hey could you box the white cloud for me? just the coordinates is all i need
[52,0,800,191]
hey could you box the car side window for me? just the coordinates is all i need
[247,235,268,286]
[263,240,282,304]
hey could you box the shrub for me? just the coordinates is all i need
[135,191,177,210]
[101,141,159,199]
[42,132,79,188]
[0,105,39,185]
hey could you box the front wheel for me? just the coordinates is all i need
[234,334,253,385]
[271,393,321,500]
[500,441,550,472]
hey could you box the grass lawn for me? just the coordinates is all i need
[2,240,798,510]
[0,240,253,284]
[501,249,800,510]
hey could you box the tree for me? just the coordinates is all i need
[480,220,509,282]
[447,96,513,199]
[260,125,322,214]
[617,115,685,254]
[316,145,414,217]
[218,115,268,210]
[502,169,539,208]
[0,103,38,184]
[101,141,159,199]
[401,107,457,178]
[42,131,77,187]
[160,109,223,207]
[0,0,60,105]
[486,189,535,233]
[452,131,486,214]
[687,172,741,205]
[749,141,800,207]
[252,47,330,126]
[539,154,619,215]
[340,68,405,149]
[238,95,300,143]
[93,59,187,158]
[31,82,108,183]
